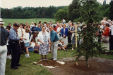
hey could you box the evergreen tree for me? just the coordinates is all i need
[75,0,103,67]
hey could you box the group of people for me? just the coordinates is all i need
[97,17,113,51]
[0,17,113,75]
[0,18,76,75]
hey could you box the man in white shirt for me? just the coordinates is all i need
[0,18,9,75]
[100,22,105,30]
[18,24,25,53]
[18,24,25,38]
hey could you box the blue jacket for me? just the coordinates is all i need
[61,28,68,37]
[50,30,59,42]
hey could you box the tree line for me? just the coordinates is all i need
[1,6,65,18]
[55,0,113,22]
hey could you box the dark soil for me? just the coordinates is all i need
[48,58,113,75]
[37,60,62,67]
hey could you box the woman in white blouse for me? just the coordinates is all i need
[23,29,30,58]
[37,26,50,60]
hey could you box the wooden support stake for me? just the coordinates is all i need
[75,24,78,48]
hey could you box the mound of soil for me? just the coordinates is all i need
[37,60,62,67]
[49,57,113,75]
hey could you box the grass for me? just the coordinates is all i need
[6,50,74,75]
[99,54,113,60]
[6,50,113,75]
[3,18,55,26]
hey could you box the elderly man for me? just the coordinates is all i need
[9,23,22,69]
[49,26,59,60]
[0,18,9,75]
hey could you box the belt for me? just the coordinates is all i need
[9,40,19,44]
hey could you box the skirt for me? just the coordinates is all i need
[25,42,30,47]
[39,44,49,55]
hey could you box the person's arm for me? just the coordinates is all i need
[38,39,44,44]
[60,29,63,37]
[37,32,44,44]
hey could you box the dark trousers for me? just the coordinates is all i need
[7,45,11,55]
[9,40,21,68]
[109,35,113,51]
[20,41,25,53]
[68,32,72,44]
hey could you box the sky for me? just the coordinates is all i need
[0,0,111,9]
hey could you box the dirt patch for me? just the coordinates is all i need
[37,60,62,67]
[48,57,113,75]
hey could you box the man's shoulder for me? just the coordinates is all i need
[1,27,8,32]
[9,28,14,33]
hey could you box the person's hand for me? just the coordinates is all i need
[24,38,27,40]
[63,35,66,38]
[20,37,23,40]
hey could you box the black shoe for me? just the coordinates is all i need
[16,64,21,67]
[11,66,18,69]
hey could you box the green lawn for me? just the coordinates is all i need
[3,18,55,26]
[6,50,113,75]
[6,50,74,75]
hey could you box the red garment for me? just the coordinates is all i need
[54,26,58,32]
[103,27,110,36]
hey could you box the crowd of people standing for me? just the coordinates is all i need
[0,17,113,75]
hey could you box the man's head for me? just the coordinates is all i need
[49,26,53,31]
[63,24,66,28]
[13,23,19,30]
[0,18,4,27]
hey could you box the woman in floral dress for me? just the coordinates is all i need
[37,26,50,60]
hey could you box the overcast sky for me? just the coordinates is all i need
[0,0,111,9]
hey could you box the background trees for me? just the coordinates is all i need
[68,0,81,21]
[55,0,111,22]
[1,0,111,21]
[54,7,68,21]
[1,6,64,19]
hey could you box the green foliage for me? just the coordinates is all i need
[79,0,100,23]
[75,0,105,66]
[68,0,81,21]
[54,7,68,21]
[1,6,65,18]
[63,0,110,22]
[109,1,113,20]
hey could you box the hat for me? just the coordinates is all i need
[13,23,19,27]
[0,18,4,25]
